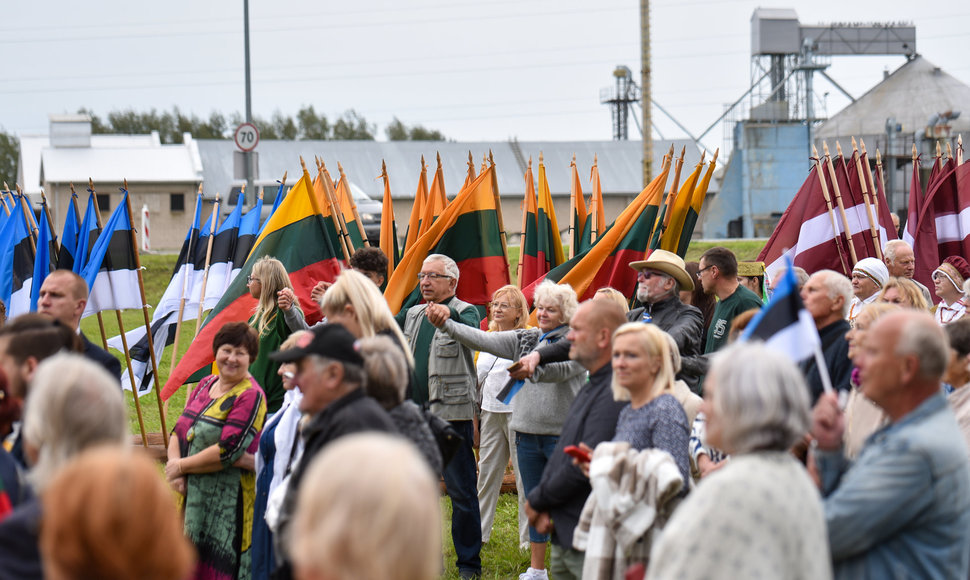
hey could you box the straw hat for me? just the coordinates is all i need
[629,250,694,291]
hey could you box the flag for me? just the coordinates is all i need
[379,161,400,278]
[161,168,343,399]
[73,192,101,275]
[261,177,287,234]
[463,151,477,190]
[236,193,263,269]
[517,160,541,287]
[521,158,671,305]
[568,157,590,259]
[56,193,81,270]
[740,257,819,362]
[535,155,565,272]
[659,156,706,254]
[29,206,54,312]
[420,154,448,236]
[0,195,36,317]
[403,158,429,252]
[201,194,244,308]
[385,164,509,316]
[336,165,368,249]
[310,168,348,262]
[911,159,968,302]
[903,154,922,246]
[108,196,204,396]
[79,191,142,317]
[759,158,853,279]
[586,156,606,249]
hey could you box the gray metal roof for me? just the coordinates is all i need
[816,56,970,140]
[195,138,708,202]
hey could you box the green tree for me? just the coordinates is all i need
[296,105,330,140]
[332,109,375,140]
[0,130,18,187]
[272,111,299,140]
[385,116,445,141]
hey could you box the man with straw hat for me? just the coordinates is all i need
[627,250,705,391]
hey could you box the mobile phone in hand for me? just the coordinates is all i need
[563,445,591,463]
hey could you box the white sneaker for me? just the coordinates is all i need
[519,567,549,580]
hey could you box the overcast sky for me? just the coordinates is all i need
[2,0,967,152]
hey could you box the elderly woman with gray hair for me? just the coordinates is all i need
[427,280,586,580]
[646,342,831,580]
[0,353,129,580]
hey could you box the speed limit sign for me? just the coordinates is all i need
[234,123,260,152]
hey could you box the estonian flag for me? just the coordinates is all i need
[73,192,100,275]
[740,256,833,392]
[201,194,243,308]
[0,195,36,317]
[56,193,81,270]
[29,206,55,312]
[79,191,142,317]
[108,194,204,395]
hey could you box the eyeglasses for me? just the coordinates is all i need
[696,265,714,278]
[247,275,260,284]
[637,270,666,280]
[417,273,452,281]
[489,302,513,310]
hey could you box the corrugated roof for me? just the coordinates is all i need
[817,56,970,140]
[19,133,203,194]
[195,139,708,201]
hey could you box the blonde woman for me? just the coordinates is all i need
[477,285,530,548]
[610,322,691,488]
[319,269,410,359]
[877,277,929,311]
[246,256,304,413]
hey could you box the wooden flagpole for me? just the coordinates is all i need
[568,154,579,259]
[195,194,221,336]
[169,185,203,384]
[822,142,858,265]
[859,140,881,225]
[39,190,60,263]
[487,150,510,272]
[338,162,371,247]
[87,179,112,351]
[316,158,354,262]
[849,138,883,259]
[15,184,39,242]
[946,142,954,164]
[0,183,10,216]
[93,179,149,447]
[958,135,964,166]
[661,146,686,230]
[466,151,477,184]
[517,157,533,287]
[812,146,851,276]
[122,183,168,436]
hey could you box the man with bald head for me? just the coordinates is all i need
[37,270,121,378]
[525,299,627,579]
[813,311,970,578]
[800,270,853,403]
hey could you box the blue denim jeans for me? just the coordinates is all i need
[516,431,560,543]
[445,420,482,575]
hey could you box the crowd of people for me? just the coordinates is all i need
[2,238,970,580]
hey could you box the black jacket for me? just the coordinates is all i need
[800,318,852,404]
[80,332,122,379]
[274,388,398,579]
[538,296,706,391]
[527,363,625,550]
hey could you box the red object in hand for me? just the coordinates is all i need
[625,562,646,580]
[563,445,591,463]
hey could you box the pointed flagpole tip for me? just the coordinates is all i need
[338,161,345,174]
[822,142,831,157]
[811,144,820,158]
[528,156,532,168]
[420,154,425,166]
[299,157,307,172]
[859,139,868,155]
[593,153,598,165]
[539,151,544,164]
[912,143,918,156]
[436,151,442,166]
[281,170,287,184]
[835,141,844,157]
[571,153,576,164]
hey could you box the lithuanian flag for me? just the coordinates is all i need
[659,152,706,255]
[312,167,350,262]
[420,153,449,234]
[676,151,718,256]
[522,155,671,304]
[402,157,429,253]
[336,163,369,249]
[569,155,591,259]
[536,154,565,271]
[517,159,541,287]
[586,156,606,249]
[379,160,400,279]
[385,164,509,316]
[161,167,342,399]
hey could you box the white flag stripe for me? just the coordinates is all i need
[934,207,970,244]
[762,309,821,362]
[83,269,142,317]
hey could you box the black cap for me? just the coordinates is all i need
[269,323,363,365]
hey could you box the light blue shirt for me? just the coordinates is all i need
[818,392,970,579]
